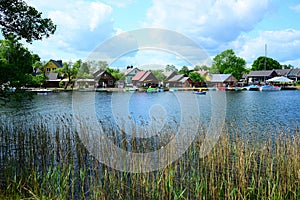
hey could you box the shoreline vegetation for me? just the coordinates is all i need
[0,114,299,199]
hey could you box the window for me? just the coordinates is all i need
[46,68,51,72]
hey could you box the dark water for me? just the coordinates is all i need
[1,90,300,138]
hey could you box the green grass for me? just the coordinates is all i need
[0,114,299,199]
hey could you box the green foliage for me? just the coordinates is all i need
[0,35,34,87]
[194,65,209,71]
[105,67,124,81]
[165,64,178,72]
[29,74,47,86]
[0,0,56,43]
[251,56,282,71]
[178,66,190,76]
[150,69,166,82]
[188,71,205,82]
[211,49,246,80]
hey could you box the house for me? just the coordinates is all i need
[132,71,159,87]
[121,66,140,87]
[93,70,115,88]
[163,71,178,82]
[247,70,278,84]
[165,74,193,88]
[75,79,96,89]
[207,74,238,88]
[44,59,63,73]
[287,68,300,82]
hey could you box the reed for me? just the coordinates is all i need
[0,114,299,199]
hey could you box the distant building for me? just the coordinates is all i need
[247,70,277,84]
[164,74,192,88]
[121,66,140,87]
[207,74,238,88]
[132,71,159,87]
[44,59,63,73]
[93,70,115,88]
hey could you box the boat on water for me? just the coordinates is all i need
[247,85,260,91]
[31,89,52,94]
[225,87,246,91]
[146,88,157,93]
[193,91,206,95]
[169,88,178,92]
[260,85,281,91]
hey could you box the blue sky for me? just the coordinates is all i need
[24,0,300,69]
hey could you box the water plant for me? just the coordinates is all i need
[0,114,299,199]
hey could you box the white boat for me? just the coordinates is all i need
[260,85,281,91]
[247,85,260,91]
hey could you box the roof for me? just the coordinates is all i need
[50,59,63,68]
[196,70,209,76]
[167,74,185,82]
[209,74,238,83]
[247,70,277,77]
[132,71,147,81]
[122,67,140,76]
[275,69,291,76]
[288,68,300,77]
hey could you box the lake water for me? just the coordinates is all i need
[1,90,300,140]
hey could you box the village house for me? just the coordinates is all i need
[132,71,159,87]
[93,70,115,88]
[247,70,278,84]
[207,74,238,88]
[121,66,140,87]
[165,74,193,88]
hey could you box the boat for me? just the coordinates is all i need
[260,85,281,91]
[157,87,164,92]
[147,87,157,93]
[169,88,178,92]
[32,89,52,94]
[247,85,260,91]
[226,87,245,91]
[193,91,206,95]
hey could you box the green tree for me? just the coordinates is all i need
[106,67,124,81]
[0,35,33,87]
[179,66,190,76]
[58,61,79,89]
[165,64,178,72]
[251,56,282,71]
[188,71,205,82]
[0,0,56,43]
[150,69,166,82]
[211,49,246,80]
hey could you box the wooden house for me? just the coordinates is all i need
[93,70,115,88]
[247,70,277,84]
[207,74,238,88]
[165,74,192,88]
[121,66,140,87]
[132,71,159,87]
[44,60,63,73]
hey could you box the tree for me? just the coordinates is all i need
[0,0,56,43]
[0,35,33,87]
[179,66,190,76]
[58,61,79,89]
[211,49,246,80]
[106,67,124,81]
[188,71,205,83]
[251,56,282,71]
[150,69,166,82]
[165,64,178,72]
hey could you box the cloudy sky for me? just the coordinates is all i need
[24,0,300,68]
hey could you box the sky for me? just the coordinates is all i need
[23,0,300,69]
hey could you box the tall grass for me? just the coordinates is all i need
[0,114,299,199]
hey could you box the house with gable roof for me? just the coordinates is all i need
[247,70,277,84]
[164,74,193,88]
[121,66,140,87]
[132,71,159,87]
[207,74,238,88]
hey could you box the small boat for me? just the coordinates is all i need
[193,91,206,95]
[260,85,281,91]
[35,89,52,94]
[169,88,178,92]
[147,88,157,93]
[247,85,260,91]
[157,88,164,92]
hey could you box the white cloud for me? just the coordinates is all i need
[145,0,272,51]
[234,29,300,67]
[290,4,300,12]
[24,0,116,61]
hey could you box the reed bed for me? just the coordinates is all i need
[0,114,299,199]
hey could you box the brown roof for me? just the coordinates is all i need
[247,70,277,77]
[132,71,147,81]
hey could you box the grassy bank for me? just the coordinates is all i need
[0,114,299,199]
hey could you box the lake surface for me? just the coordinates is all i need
[1,90,300,139]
